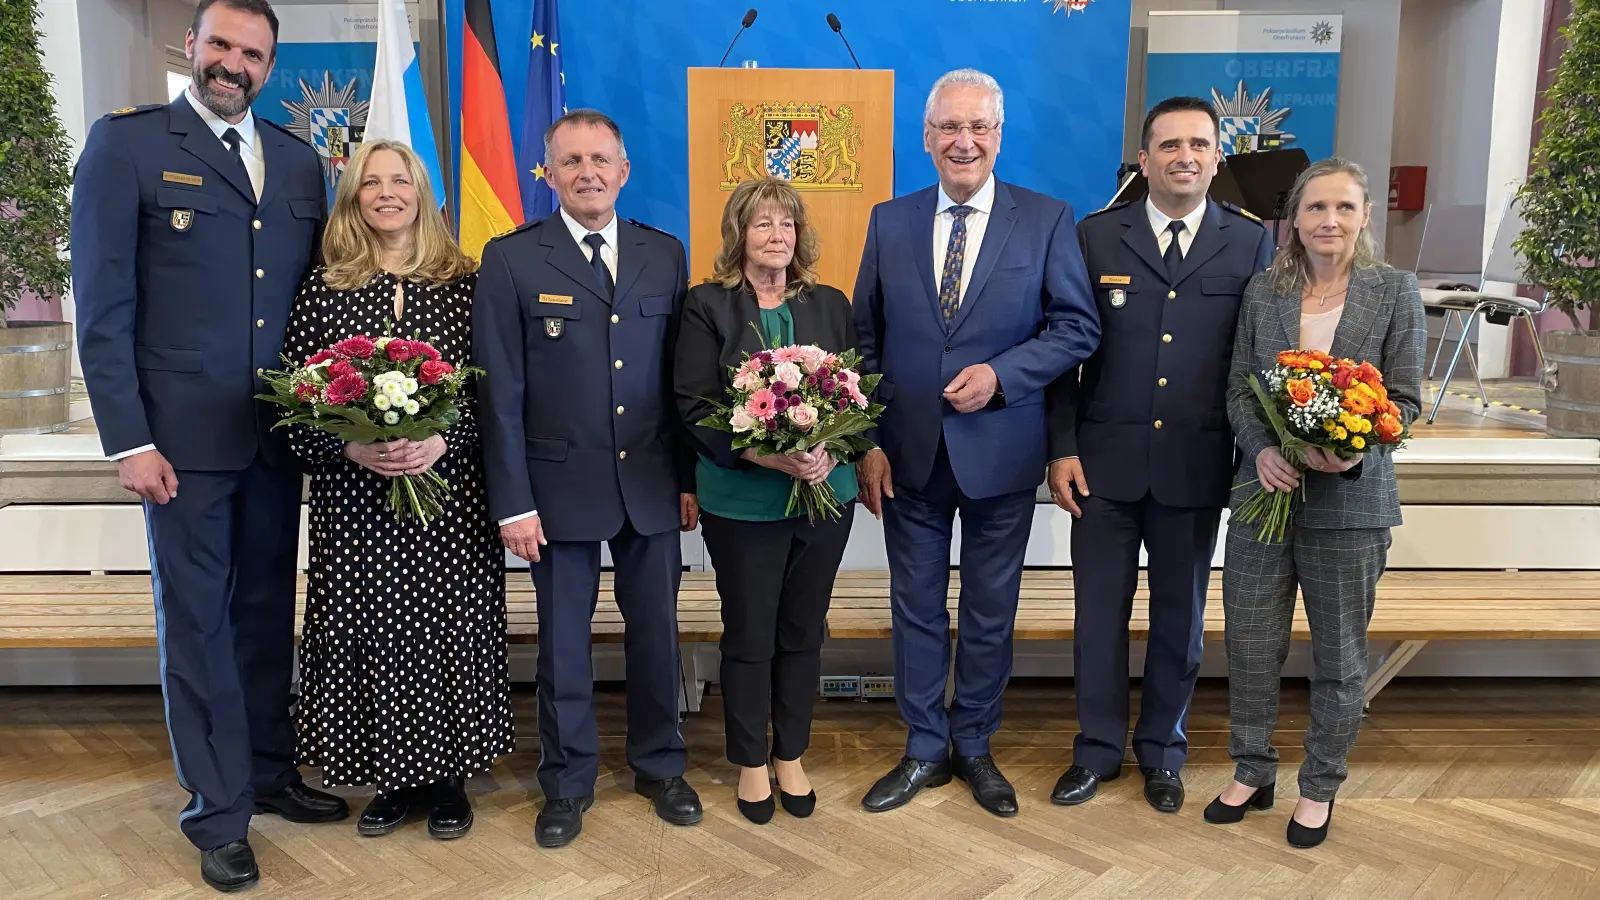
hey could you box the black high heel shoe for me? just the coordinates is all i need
[1202,782,1275,824]
[737,792,775,824]
[1287,797,1334,848]
[772,756,816,818]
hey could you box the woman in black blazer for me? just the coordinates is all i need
[674,176,859,825]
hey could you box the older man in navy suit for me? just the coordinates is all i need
[70,0,346,891]
[474,109,701,849]
[853,69,1100,818]
[1045,97,1275,815]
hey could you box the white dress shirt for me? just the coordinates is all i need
[1145,195,1208,259]
[109,90,268,464]
[497,210,622,526]
[932,173,997,309]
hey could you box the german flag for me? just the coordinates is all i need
[458,0,523,259]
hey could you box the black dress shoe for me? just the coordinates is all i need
[357,790,413,836]
[256,780,349,823]
[1287,798,1334,848]
[1203,782,1275,824]
[428,777,473,840]
[635,776,703,826]
[779,789,816,818]
[737,792,775,824]
[534,795,593,848]
[1141,767,1185,813]
[1050,765,1118,806]
[952,754,1018,818]
[862,757,952,813]
[200,840,258,893]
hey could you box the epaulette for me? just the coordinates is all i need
[259,117,314,148]
[1083,199,1135,220]
[627,218,680,240]
[487,217,545,244]
[103,104,163,119]
[1220,201,1264,223]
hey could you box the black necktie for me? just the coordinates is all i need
[582,232,614,298]
[220,127,252,197]
[1163,219,1185,283]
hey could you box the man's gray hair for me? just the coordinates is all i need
[923,69,1005,126]
[543,108,629,164]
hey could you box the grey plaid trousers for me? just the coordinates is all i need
[1221,523,1391,801]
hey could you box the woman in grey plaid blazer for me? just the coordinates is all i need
[1203,159,1425,848]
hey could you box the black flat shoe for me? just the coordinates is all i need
[357,789,413,836]
[952,754,1018,817]
[1203,782,1275,824]
[200,840,258,893]
[861,756,952,813]
[1140,767,1185,814]
[1051,765,1117,806]
[427,777,473,840]
[635,776,703,826]
[737,792,775,824]
[256,780,350,823]
[535,795,593,848]
[1287,797,1334,848]
[779,789,816,818]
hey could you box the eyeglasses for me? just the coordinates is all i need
[930,121,997,137]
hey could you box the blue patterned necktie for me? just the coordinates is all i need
[938,204,975,321]
[582,232,614,298]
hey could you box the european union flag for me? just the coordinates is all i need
[517,0,564,219]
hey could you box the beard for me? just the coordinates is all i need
[194,63,258,118]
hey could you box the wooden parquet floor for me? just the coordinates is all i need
[3,680,1599,900]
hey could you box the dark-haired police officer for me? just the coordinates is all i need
[473,109,702,850]
[1045,97,1275,814]
[70,0,346,892]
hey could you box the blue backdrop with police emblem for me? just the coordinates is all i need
[450,0,1132,245]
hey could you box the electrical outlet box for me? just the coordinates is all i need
[820,676,860,698]
[860,675,895,699]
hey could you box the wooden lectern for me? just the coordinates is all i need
[687,68,895,298]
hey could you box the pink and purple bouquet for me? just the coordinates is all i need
[698,339,884,521]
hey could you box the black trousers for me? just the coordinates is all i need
[700,507,855,768]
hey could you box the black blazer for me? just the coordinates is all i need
[674,281,858,471]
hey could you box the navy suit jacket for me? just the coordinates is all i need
[852,178,1100,499]
[473,215,692,542]
[71,98,326,471]
[1048,198,1274,508]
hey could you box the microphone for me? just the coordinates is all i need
[827,13,862,69]
[717,9,758,67]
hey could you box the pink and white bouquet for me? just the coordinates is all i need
[256,329,482,524]
[698,340,884,521]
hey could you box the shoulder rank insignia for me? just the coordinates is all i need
[1221,201,1263,223]
[627,218,680,240]
[258,117,315,148]
[1084,199,1135,220]
[105,104,161,118]
[487,217,545,244]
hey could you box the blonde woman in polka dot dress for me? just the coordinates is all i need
[282,140,514,841]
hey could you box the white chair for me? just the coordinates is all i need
[1413,203,1486,382]
[1424,194,1549,424]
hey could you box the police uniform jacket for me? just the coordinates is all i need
[1048,198,1273,508]
[70,97,326,471]
[473,214,693,543]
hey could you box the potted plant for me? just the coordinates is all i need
[1515,0,1600,438]
[0,0,74,436]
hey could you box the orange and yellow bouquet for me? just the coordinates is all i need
[1235,349,1411,542]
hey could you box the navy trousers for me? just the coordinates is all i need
[144,454,302,851]
[1070,492,1219,775]
[531,517,686,800]
[884,440,1036,762]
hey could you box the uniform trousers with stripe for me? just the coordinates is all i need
[1221,523,1391,802]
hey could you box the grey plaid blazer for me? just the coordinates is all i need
[1225,265,1426,529]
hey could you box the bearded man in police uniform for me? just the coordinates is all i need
[70,0,345,892]
[473,109,701,850]
[1045,96,1275,815]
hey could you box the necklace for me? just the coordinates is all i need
[1311,281,1349,307]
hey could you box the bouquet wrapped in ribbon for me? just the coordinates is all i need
[257,331,482,524]
[1235,349,1411,542]
[697,338,884,521]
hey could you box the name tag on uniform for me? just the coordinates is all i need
[162,171,204,186]
[539,293,574,305]
[1099,275,1132,285]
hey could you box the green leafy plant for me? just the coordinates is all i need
[0,0,74,323]
[1515,0,1600,334]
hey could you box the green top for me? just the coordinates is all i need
[695,302,859,522]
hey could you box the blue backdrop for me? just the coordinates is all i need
[450,0,1133,245]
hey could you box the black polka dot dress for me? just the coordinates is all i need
[283,267,515,793]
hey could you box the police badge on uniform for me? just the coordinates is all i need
[1109,288,1126,308]
[544,317,564,338]
[171,209,193,232]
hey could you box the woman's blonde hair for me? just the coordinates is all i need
[1270,157,1387,295]
[321,140,477,290]
[712,177,820,299]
